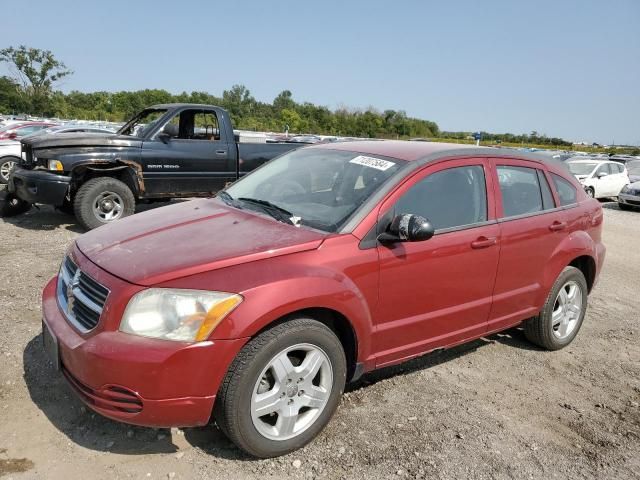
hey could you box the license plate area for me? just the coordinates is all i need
[42,320,60,371]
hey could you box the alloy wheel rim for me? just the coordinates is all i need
[551,280,583,340]
[250,343,333,441]
[0,160,16,181]
[92,191,124,221]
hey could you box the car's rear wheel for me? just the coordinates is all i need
[215,318,347,458]
[524,266,588,350]
[0,157,18,184]
[74,177,135,230]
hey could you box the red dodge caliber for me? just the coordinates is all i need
[41,141,606,457]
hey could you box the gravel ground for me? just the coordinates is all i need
[0,201,638,480]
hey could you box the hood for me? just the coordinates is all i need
[76,198,326,286]
[23,132,142,150]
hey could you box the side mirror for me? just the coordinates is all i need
[157,132,171,144]
[597,171,608,179]
[378,213,435,243]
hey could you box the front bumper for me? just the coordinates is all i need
[42,277,248,428]
[8,168,70,206]
[619,193,640,207]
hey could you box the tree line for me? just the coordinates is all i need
[1,45,576,146]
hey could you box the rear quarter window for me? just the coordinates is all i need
[551,173,578,206]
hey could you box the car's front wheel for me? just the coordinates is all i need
[74,177,135,230]
[524,266,588,350]
[585,187,595,198]
[215,318,347,458]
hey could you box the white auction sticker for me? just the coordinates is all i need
[349,155,396,171]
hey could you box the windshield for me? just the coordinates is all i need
[567,162,598,176]
[117,109,168,137]
[627,160,640,175]
[225,148,405,232]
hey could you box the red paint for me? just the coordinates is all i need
[0,121,56,140]
[42,142,605,427]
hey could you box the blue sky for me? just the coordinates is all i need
[2,0,639,144]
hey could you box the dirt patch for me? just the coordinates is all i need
[0,458,35,477]
[0,202,638,479]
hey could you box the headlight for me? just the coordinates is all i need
[120,289,242,342]
[48,159,63,171]
[621,184,630,193]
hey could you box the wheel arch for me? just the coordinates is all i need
[543,230,598,300]
[251,307,360,382]
[70,163,141,198]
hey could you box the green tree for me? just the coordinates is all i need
[0,45,72,115]
[0,76,28,113]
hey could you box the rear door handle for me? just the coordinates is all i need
[470,236,497,249]
[549,221,567,232]
[215,150,227,155]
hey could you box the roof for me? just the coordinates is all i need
[567,158,624,164]
[310,140,564,166]
[147,103,222,110]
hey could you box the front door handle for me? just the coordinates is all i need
[470,236,497,249]
[215,150,227,155]
[549,221,567,232]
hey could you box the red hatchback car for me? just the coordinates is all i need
[41,141,605,457]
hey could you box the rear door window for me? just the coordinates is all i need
[497,166,549,217]
[394,165,487,231]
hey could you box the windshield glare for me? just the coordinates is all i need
[225,148,405,232]
[118,109,168,137]
[568,162,598,176]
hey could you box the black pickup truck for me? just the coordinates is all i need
[5,104,301,229]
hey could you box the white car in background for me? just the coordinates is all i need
[567,159,629,199]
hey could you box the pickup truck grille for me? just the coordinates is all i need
[57,256,109,332]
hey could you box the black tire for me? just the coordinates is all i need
[524,266,588,350]
[586,187,595,198]
[74,177,135,230]
[0,157,18,185]
[0,190,32,217]
[215,318,347,458]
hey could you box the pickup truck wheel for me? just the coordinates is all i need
[0,157,18,184]
[215,318,347,458]
[74,177,135,230]
[0,191,32,217]
[524,266,588,350]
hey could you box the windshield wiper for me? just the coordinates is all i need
[237,197,295,225]
[218,190,236,206]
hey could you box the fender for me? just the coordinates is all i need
[213,273,374,365]
[540,229,596,304]
[71,161,144,195]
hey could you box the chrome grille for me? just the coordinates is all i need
[57,256,109,332]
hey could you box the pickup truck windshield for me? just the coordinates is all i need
[224,148,405,232]
[118,108,168,137]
